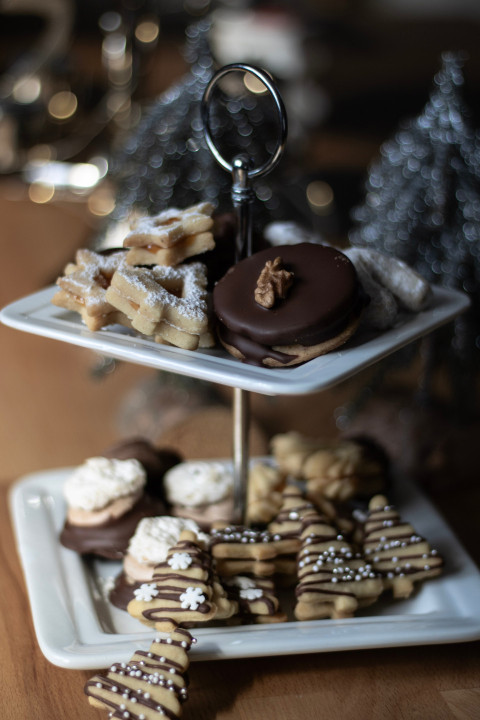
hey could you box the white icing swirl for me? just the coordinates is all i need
[63,457,146,511]
[127,516,209,564]
[163,460,233,506]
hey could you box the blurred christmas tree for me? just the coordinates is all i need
[102,17,289,236]
[350,51,480,417]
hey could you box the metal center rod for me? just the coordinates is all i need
[231,154,255,525]
[201,64,288,527]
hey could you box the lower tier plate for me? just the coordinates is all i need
[9,465,480,670]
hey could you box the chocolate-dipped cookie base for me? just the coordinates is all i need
[109,571,142,611]
[60,495,166,560]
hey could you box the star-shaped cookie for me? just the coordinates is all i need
[105,262,210,350]
[123,201,215,266]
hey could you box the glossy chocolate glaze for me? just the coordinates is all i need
[60,495,165,560]
[109,571,141,610]
[213,243,365,350]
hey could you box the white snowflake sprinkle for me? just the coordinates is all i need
[239,587,263,601]
[134,583,159,602]
[179,586,206,610]
[168,552,193,571]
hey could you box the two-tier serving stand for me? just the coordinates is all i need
[2,64,477,670]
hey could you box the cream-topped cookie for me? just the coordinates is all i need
[164,460,234,507]
[126,516,210,567]
[63,457,146,513]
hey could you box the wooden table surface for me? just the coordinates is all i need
[1,184,479,720]
[1,480,479,720]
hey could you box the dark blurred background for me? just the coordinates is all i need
[1,0,479,240]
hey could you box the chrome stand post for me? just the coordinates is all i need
[202,63,287,524]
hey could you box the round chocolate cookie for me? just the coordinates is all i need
[213,243,367,367]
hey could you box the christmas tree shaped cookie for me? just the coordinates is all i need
[360,495,444,598]
[268,486,315,577]
[294,509,383,620]
[127,530,217,632]
[85,627,195,719]
[223,575,286,624]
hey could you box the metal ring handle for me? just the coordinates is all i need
[201,63,288,179]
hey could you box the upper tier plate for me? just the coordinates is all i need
[0,285,468,395]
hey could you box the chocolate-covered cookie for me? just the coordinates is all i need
[213,243,367,367]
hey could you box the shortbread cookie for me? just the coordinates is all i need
[213,243,367,367]
[223,575,285,623]
[52,248,129,330]
[211,573,239,621]
[110,516,210,610]
[105,262,209,349]
[268,486,315,577]
[85,627,195,719]
[271,431,388,502]
[360,495,444,598]
[124,202,215,266]
[60,457,165,559]
[127,530,217,632]
[271,431,323,477]
[246,461,286,525]
[294,509,383,621]
[209,525,298,578]
[164,461,234,529]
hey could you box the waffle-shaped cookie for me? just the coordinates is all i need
[127,530,217,632]
[360,495,444,598]
[52,249,129,330]
[105,262,209,349]
[124,202,215,266]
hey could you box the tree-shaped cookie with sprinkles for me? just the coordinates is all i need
[223,575,287,624]
[294,508,383,621]
[268,485,315,579]
[127,530,217,632]
[359,494,444,598]
[85,627,195,719]
[209,524,298,578]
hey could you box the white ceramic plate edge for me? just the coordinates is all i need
[0,285,470,395]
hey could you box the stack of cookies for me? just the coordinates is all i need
[52,202,217,351]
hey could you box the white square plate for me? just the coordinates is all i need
[9,466,480,669]
[0,285,469,395]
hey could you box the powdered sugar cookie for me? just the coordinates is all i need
[52,248,129,330]
[105,262,210,349]
[124,202,215,266]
